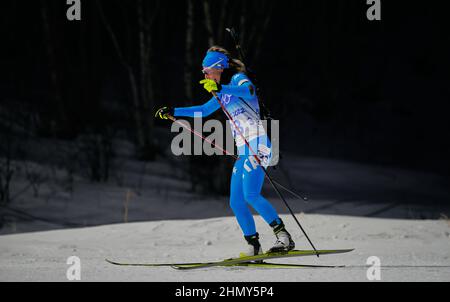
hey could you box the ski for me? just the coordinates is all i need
[105,258,343,269]
[189,262,344,269]
[106,249,353,270]
[171,249,353,270]
[105,259,205,267]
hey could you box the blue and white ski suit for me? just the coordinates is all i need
[174,73,280,236]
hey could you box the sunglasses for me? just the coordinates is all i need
[202,68,214,75]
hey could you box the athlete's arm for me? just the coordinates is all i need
[220,81,256,99]
[199,74,256,100]
[174,96,220,118]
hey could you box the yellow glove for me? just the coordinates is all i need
[154,106,174,120]
[199,79,222,93]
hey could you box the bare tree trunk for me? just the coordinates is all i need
[0,136,13,204]
[253,2,273,63]
[139,0,160,159]
[143,18,156,160]
[128,72,145,151]
[216,0,229,45]
[202,0,215,46]
[40,0,65,134]
[239,1,247,48]
[184,0,194,104]
[96,0,147,156]
[137,0,151,155]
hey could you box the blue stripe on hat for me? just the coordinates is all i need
[202,51,229,69]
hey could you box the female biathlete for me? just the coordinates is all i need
[155,46,295,256]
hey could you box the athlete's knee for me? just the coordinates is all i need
[230,196,246,212]
[243,190,262,204]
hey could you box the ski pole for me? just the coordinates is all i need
[167,114,308,202]
[211,92,320,257]
[168,115,234,157]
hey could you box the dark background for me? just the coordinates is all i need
[1,0,449,203]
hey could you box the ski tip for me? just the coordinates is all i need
[105,258,128,266]
[324,248,355,252]
[328,248,355,253]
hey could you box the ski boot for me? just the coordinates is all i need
[268,219,295,253]
[239,233,263,262]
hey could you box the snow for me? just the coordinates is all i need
[0,214,449,282]
[1,152,449,281]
